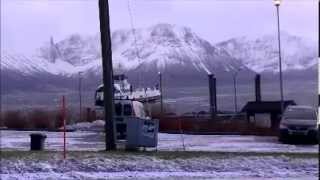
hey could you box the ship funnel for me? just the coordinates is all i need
[208,74,217,119]
[255,74,261,102]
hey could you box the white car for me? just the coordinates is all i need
[279,105,318,143]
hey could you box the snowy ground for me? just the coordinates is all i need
[1,151,318,180]
[0,129,318,179]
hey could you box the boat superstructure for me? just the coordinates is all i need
[95,74,161,106]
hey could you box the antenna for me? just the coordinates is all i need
[127,0,143,88]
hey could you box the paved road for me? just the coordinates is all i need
[1,130,318,153]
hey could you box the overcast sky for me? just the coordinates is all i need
[1,0,318,55]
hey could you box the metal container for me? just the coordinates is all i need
[30,133,47,151]
[114,117,159,149]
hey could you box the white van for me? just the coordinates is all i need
[279,105,318,143]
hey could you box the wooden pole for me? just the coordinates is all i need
[99,0,116,150]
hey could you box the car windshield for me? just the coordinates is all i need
[284,108,317,120]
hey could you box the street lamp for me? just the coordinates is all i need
[78,72,83,122]
[158,72,163,117]
[274,0,284,115]
[232,69,241,113]
[274,0,281,6]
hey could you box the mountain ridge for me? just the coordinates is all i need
[1,23,317,92]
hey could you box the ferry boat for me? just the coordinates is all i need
[95,74,161,106]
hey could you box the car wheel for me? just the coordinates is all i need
[278,132,289,143]
[312,135,319,144]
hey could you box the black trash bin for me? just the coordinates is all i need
[30,133,47,150]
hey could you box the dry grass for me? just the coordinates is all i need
[2,110,30,129]
[0,107,97,130]
[0,112,4,127]
[28,109,54,129]
[158,115,278,136]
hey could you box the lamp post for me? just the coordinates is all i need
[232,70,241,113]
[274,0,284,115]
[159,72,163,117]
[0,42,1,127]
[78,72,83,122]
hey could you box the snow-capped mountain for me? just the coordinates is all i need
[111,24,250,75]
[39,35,102,67]
[1,50,88,76]
[2,37,102,77]
[1,24,317,92]
[216,32,317,73]
[2,24,251,79]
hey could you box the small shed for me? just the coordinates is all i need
[241,100,296,129]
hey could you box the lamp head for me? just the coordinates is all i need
[274,0,281,6]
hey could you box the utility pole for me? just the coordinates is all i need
[99,0,116,150]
